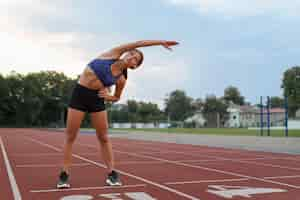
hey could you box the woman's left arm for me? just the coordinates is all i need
[98,77,126,102]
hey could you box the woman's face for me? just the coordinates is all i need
[123,50,142,69]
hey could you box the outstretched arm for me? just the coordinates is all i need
[113,40,178,53]
[100,40,179,58]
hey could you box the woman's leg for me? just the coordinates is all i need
[62,108,85,173]
[90,111,121,186]
[90,111,114,173]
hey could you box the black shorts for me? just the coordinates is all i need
[69,83,105,113]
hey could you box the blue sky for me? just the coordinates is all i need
[1,0,300,107]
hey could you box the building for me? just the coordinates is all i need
[225,104,240,128]
[258,108,285,127]
[226,104,285,128]
[111,122,170,129]
[296,109,300,119]
[184,112,206,128]
[226,105,258,128]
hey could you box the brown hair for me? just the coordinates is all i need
[122,68,128,79]
[123,49,143,80]
[132,49,144,67]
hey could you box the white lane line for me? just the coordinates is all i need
[115,141,300,163]
[183,153,300,172]
[13,153,63,157]
[116,161,166,165]
[31,184,147,193]
[76,153,100,156]
[114,143,293,163]
[179,158,272,163]
[265,175,300,180]
[26,138,62,152]
[227,159,300,172]
[26,137,200,200]
[178,159,221,162]
[74,154,200,200]
[104,143,300,185]
[13,152,99,157]
[165,178,250,185]
[0,136,22,200]
[280,157,300,162]
[16,163,91,168]
[79,144,300,189]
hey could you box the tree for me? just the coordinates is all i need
[127,100,139,113]
[30,71,76,127]
[109,101,165,123]
[127,100,139,122]
[269,96,284,108]
[282,66,300,117]
[0,71,77,127]
[202,95,228,127]
[0,74,10,125]
[191,98,204,111]
[224,86,245,105]
[164,90,193,121]
[5,72,24,126]
[138,102,161,123]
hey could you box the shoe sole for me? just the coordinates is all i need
[106,179,122,186]
[57,183,71,189]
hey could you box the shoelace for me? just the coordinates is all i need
[109,171,119,181]
[60,171,69,182]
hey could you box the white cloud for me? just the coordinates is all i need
[0,30,94,76]
[167,0,300,16]
[0,1,82,76]
[1,1,187,106]
[119,55,190,108]
[0,1,112,77]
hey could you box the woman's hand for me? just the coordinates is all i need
[98,88,118,102]
[98,88,111,100]
[161,41,179,51]
[98,88,109,98]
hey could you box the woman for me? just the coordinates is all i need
[57,40,179,188]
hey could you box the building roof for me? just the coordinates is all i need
[296,109,300,118]
[240,105,258,112]
[261,108,285,114]
[228,104,285,114]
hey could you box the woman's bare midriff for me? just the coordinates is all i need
[78,66,105,90]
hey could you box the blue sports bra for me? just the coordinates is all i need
[88,58,122,87]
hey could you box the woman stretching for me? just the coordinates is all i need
[57,40,179,188]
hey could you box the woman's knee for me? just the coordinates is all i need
[96,131,109,143]
[65,131,77,143]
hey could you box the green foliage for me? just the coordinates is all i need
[0,71,77,127]
[113,128,300,137]
[202,95,229,127]
[224,86,245,105]
[164,90,193,121]
[269,96,284,108]
[282,66,300,117]
[109,100,165,123]
[1,65,298,127]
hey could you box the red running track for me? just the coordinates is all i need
[1,128,300,200]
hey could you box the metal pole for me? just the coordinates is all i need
[285,96,289,137]
[260,96,264,136]
[267,96,271,136]
[217,112,220,128]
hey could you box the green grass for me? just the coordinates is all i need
[111,128,300,137]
